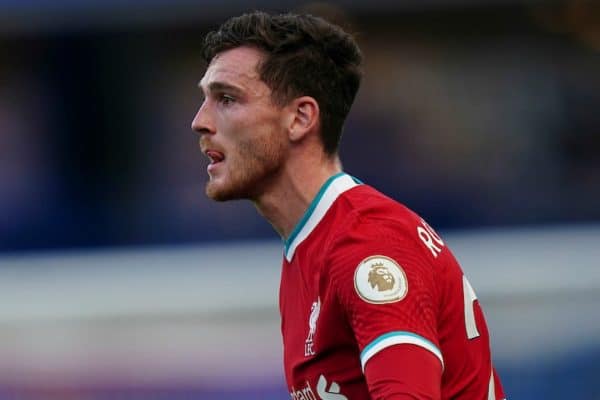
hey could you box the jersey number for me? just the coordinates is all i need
[462,276,480,339]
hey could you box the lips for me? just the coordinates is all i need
[205,150,225,164]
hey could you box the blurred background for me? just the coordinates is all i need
[1,0,599,398]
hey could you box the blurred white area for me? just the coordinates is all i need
[0,241,285,388]
[0,226,598,389]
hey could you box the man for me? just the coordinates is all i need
[192,11,506,400]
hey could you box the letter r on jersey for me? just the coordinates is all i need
[417,220,444,258]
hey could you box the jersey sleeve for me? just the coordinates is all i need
[326,215,443,372]
[365,343,442,399]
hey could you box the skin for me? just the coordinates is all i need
[191,46,342,239]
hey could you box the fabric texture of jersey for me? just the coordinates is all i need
[280,172,506,400]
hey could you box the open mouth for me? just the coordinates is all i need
[205,150,225,165]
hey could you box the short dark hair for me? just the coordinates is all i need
[202,11,363,155]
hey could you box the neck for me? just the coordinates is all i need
[253,153,342,240]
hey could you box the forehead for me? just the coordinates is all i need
[200,46,266,91]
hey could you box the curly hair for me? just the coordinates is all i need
[202,11,363,155]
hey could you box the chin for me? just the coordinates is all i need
[205,163,277,202]
[205,180,250,202]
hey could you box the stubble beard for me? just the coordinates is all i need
[205,134,285,202]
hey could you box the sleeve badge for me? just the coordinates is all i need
[354,255,408,304]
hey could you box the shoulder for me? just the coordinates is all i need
[324,184,450,296]
[328,184,431,258]
[322,186,446,362]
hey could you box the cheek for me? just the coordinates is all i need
[236,135,276,167]
[217,106,286,161]
[240,121,285,161]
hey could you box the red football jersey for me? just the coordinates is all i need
[280,173,505,400]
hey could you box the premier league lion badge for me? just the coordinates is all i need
[354,255,408,304]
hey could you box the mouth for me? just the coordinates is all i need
[205,150,225,164]
[204,149,225,173]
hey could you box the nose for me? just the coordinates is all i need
[191,100,215,136]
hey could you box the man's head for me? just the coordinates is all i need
[202,11,363,155]
[192,12,362,201]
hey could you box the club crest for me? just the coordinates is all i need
[304,297,320,356]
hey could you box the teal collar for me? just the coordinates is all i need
[284,172,361,262]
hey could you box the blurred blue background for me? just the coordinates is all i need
[0,0,599,399]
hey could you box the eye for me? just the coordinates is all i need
[219,94,236,105]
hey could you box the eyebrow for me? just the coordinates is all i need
[198,81,245,97]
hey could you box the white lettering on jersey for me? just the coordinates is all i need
[463,275,481,339]
[305,297,321,356]
[417,219,445,258]
[290,381,317,400]
[317,375,348,400]
[289,376,347,400]
[488,367,496,400]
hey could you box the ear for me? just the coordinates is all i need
[287,96,320,142]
